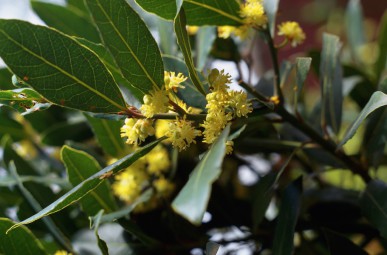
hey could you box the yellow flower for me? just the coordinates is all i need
[112,163,149,203]
[54,250,72,255]
[226,140,234,155]
[140,89,169,118]
[187,25,199,35]
[165,118,201,151]
[164,71,187,91]
[217,26,249,39]
[208,69,231,92]
[202,109,232,144]
[155,119,171,139]
[120,118,155,145]
[277,21,306,47]
[240,0,267,27]
[145,145,170,175]
[227,90,252,117]
[153,177,175,197]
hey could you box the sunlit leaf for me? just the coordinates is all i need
[172,125,230,225]
[0,19,126,112]
[85,0,164,95]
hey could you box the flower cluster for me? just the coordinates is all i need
[277,21,306,47]
[112,145,174,212]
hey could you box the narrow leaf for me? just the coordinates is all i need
[272,177,302,255]
[85,114,125,157]
[176,0,183,17]
[174,8,206,95]
[91,211,109,255]
[0,88,47,114]
[172,125,230,225]
[345,0,366,63]
[85,0,164,95]
[61,146,117,216]
[0,111,27,141]
[135,0,242,25]
[360,180,387,239]
[0,218,48,255]
[0,19,126,113]
[263,0,279,37]
[294,57,312,109]
[7,139,162,232]
[338,91,387,148]
[31,0,101,42]
[320,33,343,134]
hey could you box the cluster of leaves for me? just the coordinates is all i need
[0,0,386,254]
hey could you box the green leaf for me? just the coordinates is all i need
[0,68,14,90]
[345,0,366,63]
[320,33,343,134]
[295,57,311,97]
[85,0,164,95]
[157,20,177,56]
[0,218,48,255]
[175,0,183,17]
[338,91,387,148]
[90,211,109,255]
[263,0,279,37]
[41,121,92,146]
[0,88,49,114]
[196,26,216,71]
[75,37,143,103]
[85,114,125,157]
[376,10,387,81]
[360,180,387,239]
[7,139,162,232]
[61,146,117,216]
[174,8,206,95]
[172,125,230,225]
[31,0,101,42]
[323,229,368,255]
[135,0,242,25]
[272,177,302,255]
[0,19,126,113]
[0,109,27,141]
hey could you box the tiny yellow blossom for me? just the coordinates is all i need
[226,140,234,155]
[277,21,306,47]
[155,119,171,139]
[145,145,170,175]
[165,118,201,151]
[202,109,232,144]
[227,90,252,117]
[217,26,249,39]
[240,0,267,27]
[112,163,149,203]
[208,69,231,92]
[140,89,169,118]
[153,177,175,197]
[54,250,72,255]
[270,95,280,105]
[187,25,199,35]
[121,118,155,145]
[164,71,187,91]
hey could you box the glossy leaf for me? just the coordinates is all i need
[345,0,365,63]
[376,10,387,81]
[174,9,206,95]
[75,37,144,102]
[176,0,183,17]
[172,125,230,225]
[85,114,125,157]
[7,139,162,232]
[85,0,164,95]
[0,19,126,113]
[0,68,14,90]
[91,211,109,255]
[272,177,302,255]
[157,20,177,56]
[320,33,343,134]
[0,88,49,114]
[135,0,242,25]
[61,146,117,216]
[295,57,311,97]
[338,91,387,148]
[196,26,216,71]
[0,218,48,255]
[360,180,387,239]
[263,0,279,36]
[31,0,101,42]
